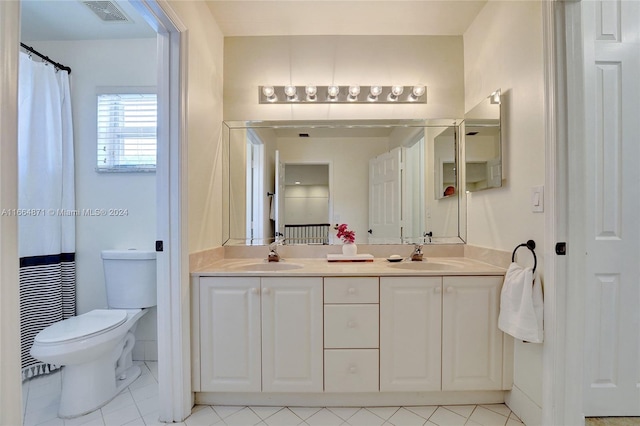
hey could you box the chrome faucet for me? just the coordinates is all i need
[268,238,284,262]
[410,244,424,261]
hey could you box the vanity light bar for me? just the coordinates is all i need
[258,85,427,104]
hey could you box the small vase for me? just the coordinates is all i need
[342,242,357,256]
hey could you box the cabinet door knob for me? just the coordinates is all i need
[263,287,271,295]
[347,320,356,328]
[446,286,454,293]
[348,287,356,295]
[349,366,357,374]
[251,288,259,295]
[434,286,441,294]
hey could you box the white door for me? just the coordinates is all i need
[579,0,640,415]
[441,276,502,391]
[274,150,285,240]
[261,277,323,392]
[380,277,441,391]
[199,277,261,392]
[368,147,402,243]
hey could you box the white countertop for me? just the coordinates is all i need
[192,256,506,277]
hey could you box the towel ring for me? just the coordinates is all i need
[511,240,537,273]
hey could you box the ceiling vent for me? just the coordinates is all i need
[82,1,129,22]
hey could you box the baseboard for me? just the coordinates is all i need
[505,385,542,425]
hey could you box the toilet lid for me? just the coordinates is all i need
[34,309,127,344]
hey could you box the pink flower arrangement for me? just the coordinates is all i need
[335,223,355,244]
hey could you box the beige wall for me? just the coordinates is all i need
[464,2,544,424]
[167,1,225,254]
[223,35,464,121]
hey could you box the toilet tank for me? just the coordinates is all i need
[101,249,157,309]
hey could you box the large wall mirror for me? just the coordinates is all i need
[222,119,465,246]
[463,89,502,192]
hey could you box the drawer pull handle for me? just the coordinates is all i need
[251,288,259,295]
[347,320,356,328]
[263,287,271,295]
[349,366,357,374]
[348,288,356,295]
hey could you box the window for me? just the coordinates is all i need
[97,92,157,172]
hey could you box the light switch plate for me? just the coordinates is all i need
[531,185,544,213]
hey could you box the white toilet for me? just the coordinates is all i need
[30,249,157,418]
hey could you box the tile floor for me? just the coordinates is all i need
[22,362,525,426]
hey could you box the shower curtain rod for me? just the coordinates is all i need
[20,42,71,74]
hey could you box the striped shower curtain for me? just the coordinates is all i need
[18,52,76,380]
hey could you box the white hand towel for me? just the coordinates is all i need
[269,195,275,221]
[498,262,544,343]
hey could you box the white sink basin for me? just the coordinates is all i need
[387,260,465,271]
[231,262,304,272]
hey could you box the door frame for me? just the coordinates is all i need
[130,0,191,422]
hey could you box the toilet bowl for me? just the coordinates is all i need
[29,249,156,419]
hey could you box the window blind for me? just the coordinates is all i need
[97,93,157,172]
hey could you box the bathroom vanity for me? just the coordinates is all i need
[191,257,512,407]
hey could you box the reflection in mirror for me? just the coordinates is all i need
[463,89,502,192]
[222,120,464,246]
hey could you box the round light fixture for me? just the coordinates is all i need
[327,85,340,99]
[411,85,426,99]
[348,85,360,100]
[262,86,276,101]
[305,85,317,100]
[284,85,297,100]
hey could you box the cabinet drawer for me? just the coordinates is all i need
[325,349,379,392]
[324,277,379,303]
[324,304,379,348]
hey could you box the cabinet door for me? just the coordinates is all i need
[199,277,261,392]
[442,276,503,391]
[261,277,323,392]
[380,276,442,391]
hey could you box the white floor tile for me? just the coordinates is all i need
[345,408,385,426]
[185,406,222,426]
[129,382,158,403]
[101,391,136,415]
[212,405,244,420]
[427,407,467,426]
[405,406,437,420]
[467,406,508,426]
[440,405,475,419]
[387,407,428,426]
[326,407,359,421]
[133,395,158,417]
[63,410,105,426]
[101,404,141,426]
[248,406,283,420]
[23,404,60,426]
[35,418,65,426]
[223,407,262,426]
[306,408,344,426]
[288,407,321,420]
[506,419,524,426]
[366,407,400,421]
[263,408,305,426]
[480,404,511,418]
[507,412,523,424]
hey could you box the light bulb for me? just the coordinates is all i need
[305,85,317,100]
[411,85,426,99]
[369,85,382,101]
[388,85,404,101]
[262,85,276,101]
[284,85,297,99]
[348,85,360,100]
[327,85,340,100]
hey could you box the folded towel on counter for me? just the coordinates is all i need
[498,262,544,343]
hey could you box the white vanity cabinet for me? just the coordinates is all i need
[380,276,442,391]
[380,275,507,392]
[323,277,380,392]
[441,276,503,391]
[198,276,323,393]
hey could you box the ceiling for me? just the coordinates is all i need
[20,0,487,41]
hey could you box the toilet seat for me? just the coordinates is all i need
[34,309,127,345]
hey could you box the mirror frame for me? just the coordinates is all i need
[462,89,503,193]
[222,119,466,246]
